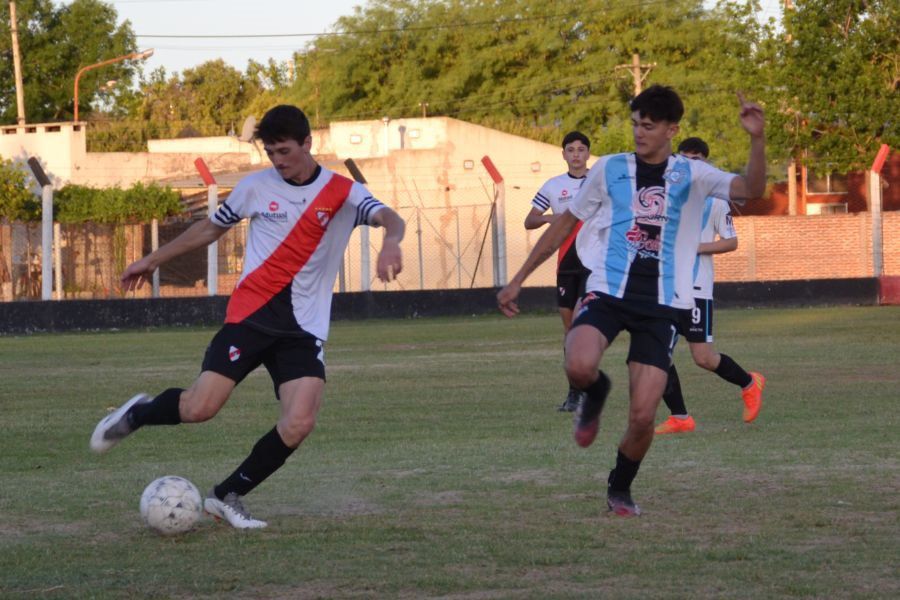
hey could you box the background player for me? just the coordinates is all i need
[655,137,765,434]
[90,105,405,529]
[525,131,592,412]
[498,86,766,516]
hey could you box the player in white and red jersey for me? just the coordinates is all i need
[90,105,405,529]
[655,137,764,435]
[498,86,766,516]
[525,131,591,412]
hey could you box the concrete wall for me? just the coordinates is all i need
[71,151,255,188]
[0,122,87,185]
[148,136,265,164]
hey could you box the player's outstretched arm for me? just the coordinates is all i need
[698,237,738,255]
[524,207,555,230]
[497,210,579,317]
[730,92,766,203]
[121,219,228,292]
[371,207,405,282]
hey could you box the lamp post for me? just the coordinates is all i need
[73,48,154,121]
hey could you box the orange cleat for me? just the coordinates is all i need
[654,415,696,435]
[742,372,765,423]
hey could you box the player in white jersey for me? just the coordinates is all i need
[655,138,765,435]
[525,131,591,412]
[90,105,405,529]
[498,86,766,516]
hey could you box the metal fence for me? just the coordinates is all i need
[0,175,564,302]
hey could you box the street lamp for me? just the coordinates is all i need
[73,48,154,122]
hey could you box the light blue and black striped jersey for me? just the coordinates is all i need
[569,153,735,309]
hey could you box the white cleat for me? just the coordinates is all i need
[89,393,151,453]
[204,491,268,529]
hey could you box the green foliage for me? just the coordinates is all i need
[772,0,900,172]
[286,0,772,172]
[137,60,262,138]
[55,182,183,224]
[0,0,138,122]
[0,158,39,221]
[86,59,271,150]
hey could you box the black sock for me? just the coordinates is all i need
[608,450,642,493]
[714,354,753,388]
[127,388,183,429]
[662,364,688,416]
[215,427,296,498]
[581,370,610,402]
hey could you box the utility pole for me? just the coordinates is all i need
[615,53,655,95]
[9,1,26,125]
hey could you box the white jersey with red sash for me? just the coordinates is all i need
[213,165,385,340]
[531,172,586,274]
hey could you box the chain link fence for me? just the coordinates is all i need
[0,174,562,301]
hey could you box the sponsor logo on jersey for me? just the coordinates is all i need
[228,345,241,362]
[260,205,289,222]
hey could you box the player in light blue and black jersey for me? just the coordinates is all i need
[498,86,767,516]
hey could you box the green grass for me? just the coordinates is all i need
[1,306,898,599]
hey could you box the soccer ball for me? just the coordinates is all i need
[139,475,202,535]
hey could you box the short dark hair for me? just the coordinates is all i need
[677,137,710,158]
[256,105,311,145]
[629,85,684,124]
[562,131,590,149]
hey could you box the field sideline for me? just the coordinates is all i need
[1,306,898,598]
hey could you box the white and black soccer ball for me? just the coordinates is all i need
[139,475,202,535]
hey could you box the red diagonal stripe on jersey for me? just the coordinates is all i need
[557,220,583,266]
[225,174,353,324]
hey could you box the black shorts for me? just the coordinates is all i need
[202,324,326,395]
[677,298,714,344]
[571,292,680,371]
[556,270,589,310]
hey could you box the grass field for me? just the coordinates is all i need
[1,306,898,599]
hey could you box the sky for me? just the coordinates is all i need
[60,0,367,75]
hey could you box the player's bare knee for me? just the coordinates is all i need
[280,415,316,446]
[628,407,656,431]
[565,362,595,389]
[178,391,221,423]
[694,354,718,371]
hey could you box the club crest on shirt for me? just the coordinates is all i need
[316,209,332,229]
[228,345,241,362]
[633,186,667,225]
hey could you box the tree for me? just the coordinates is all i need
[772,0,900,173]
[0,158,39,221]
[286,0,772,171]
[0,0,138,123]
